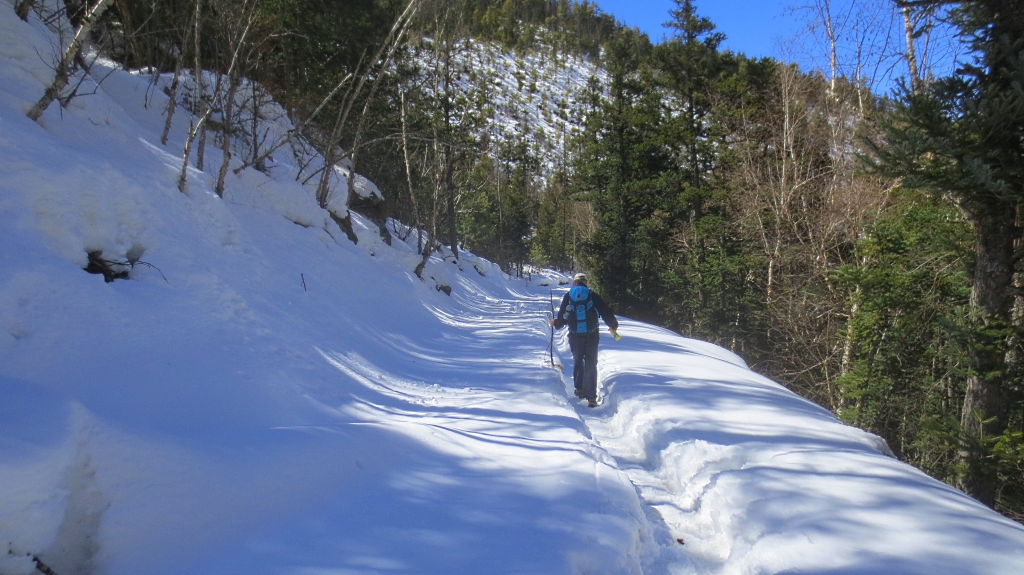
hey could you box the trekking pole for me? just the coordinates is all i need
[549,290,563,371]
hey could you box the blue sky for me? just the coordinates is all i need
[589,0,962,94]
[592,0,801,59]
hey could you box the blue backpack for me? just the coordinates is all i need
[568,285,594,333]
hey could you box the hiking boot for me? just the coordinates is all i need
[574,389,585,398]
[588,398,597,408]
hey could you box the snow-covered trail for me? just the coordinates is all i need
[285,284,662,575]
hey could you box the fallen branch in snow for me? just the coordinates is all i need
[32,555,60,575]
[133,260,169,283]
[85,250,130,282]
[84,252,168,283]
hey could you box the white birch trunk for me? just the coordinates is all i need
[26,0,112,121]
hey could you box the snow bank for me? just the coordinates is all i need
[586,321,1024,573]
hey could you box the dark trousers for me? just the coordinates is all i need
[569,331,600,400]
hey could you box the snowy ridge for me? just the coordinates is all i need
[3,7,1024,575]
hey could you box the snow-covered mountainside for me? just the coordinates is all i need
[3,7,1024,575]
[462,37,600,175]
[415,35,604,178]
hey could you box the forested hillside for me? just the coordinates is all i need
[12,0,1024,522]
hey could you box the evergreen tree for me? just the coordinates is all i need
[533,172,580,271]
[569,0,758,340]
[835,189,972,478]
[870,0,1024,508]
[650,0,744,339]
[570,28,666,312]
[460,139,538,274]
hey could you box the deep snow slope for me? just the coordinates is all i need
[2,7,1024,575]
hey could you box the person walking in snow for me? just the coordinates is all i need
[550,272,618,407]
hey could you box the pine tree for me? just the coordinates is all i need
[650,0,740,337]
[460,139,538,274]
[834,189,972,475]
[570,28,666,311]
[870,0,1024,508]
[533,172,579,272]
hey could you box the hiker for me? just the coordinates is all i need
[550,272,618,407]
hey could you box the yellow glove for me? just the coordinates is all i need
[610,328,620,341]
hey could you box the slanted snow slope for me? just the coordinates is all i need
[2,8,1023,575]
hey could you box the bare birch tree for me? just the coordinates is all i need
[311,0,419,243]
[27,0,113,122]
[160,10,194,146]
[177,0,257,193]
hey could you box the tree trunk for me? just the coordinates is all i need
[817,0,838,97]
[161,64,182,146]
[27,0,112,122]
[215,72,238,197]
[400,90,423,254]
[196,118,208,170]
[191,3,206,171]
[197,74,221,172]
[415,153,443,280]
[960,205,1015,508]
[251,84,265,171]
[413,230,435,279]
[15,0,36,21]
[179,0,252,194]
[177,117,200,193]
[901,4,921,92]
[315,0,417,213]
[445,162,458,260]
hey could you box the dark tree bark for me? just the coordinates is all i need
[960,204,1016,506]
[444,162,457,259]
[15,0,36,20]
[215,72,238,196]
[160,63,182,146]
